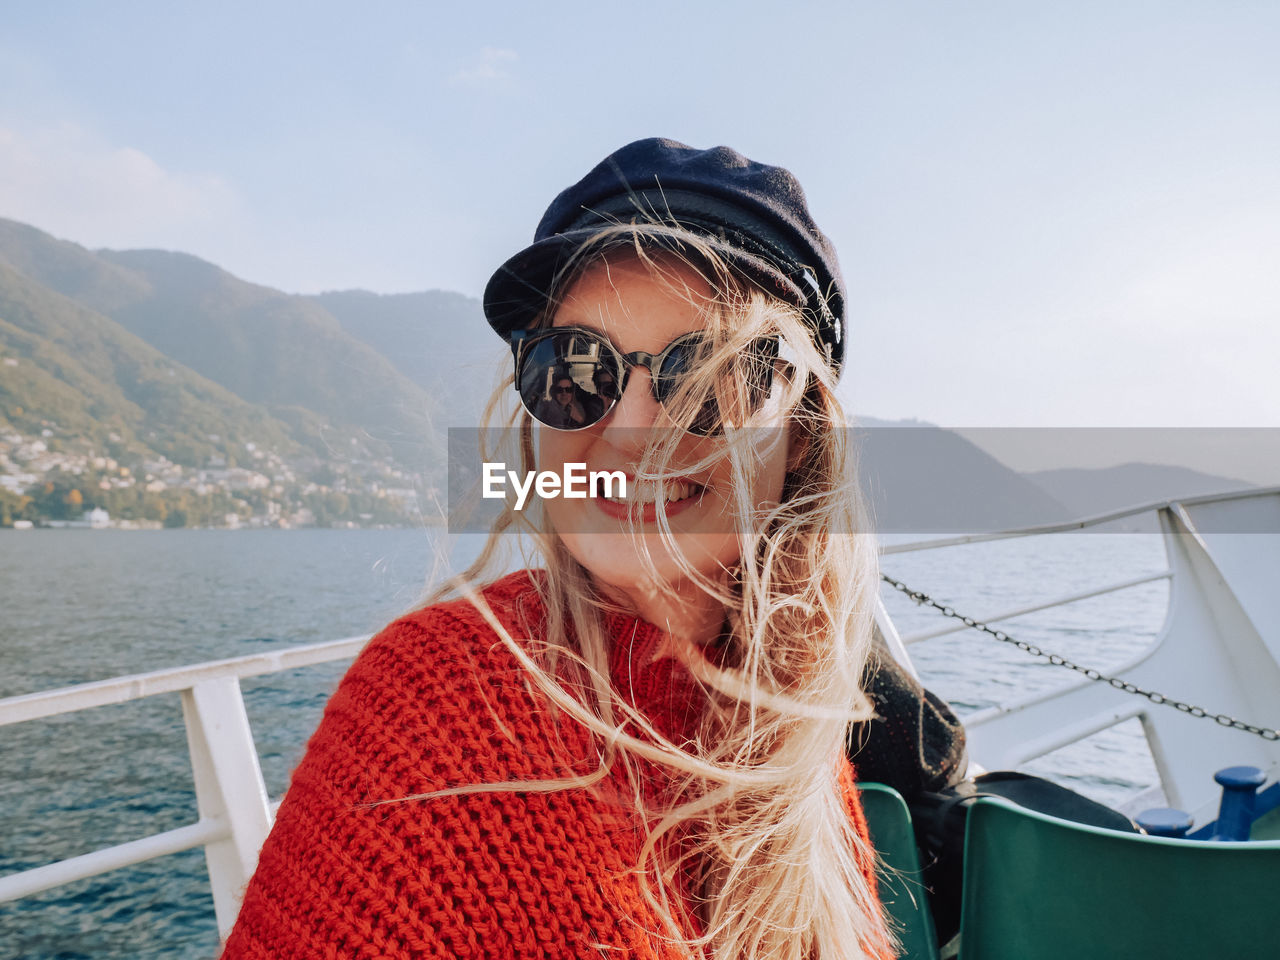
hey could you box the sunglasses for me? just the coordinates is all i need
[512,326,778,435]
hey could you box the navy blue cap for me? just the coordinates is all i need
[483,137,847,375]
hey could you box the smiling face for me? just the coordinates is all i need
[552,376,575,407]
[535,253,793,629]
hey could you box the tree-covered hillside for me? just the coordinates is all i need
[312,288,501,429]
[0,260,295,468]
[0,219,445,473]
[0,218,456,527]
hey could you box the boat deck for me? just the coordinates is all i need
[1252,804,1280,842]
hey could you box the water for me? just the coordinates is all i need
[878,533,1170,804]
[0,529,464,960]
[0,529,1170,958]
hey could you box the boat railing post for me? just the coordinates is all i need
[1212,766,1267,841]
[181,676,272,940]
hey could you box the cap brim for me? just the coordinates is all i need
[482,229,808,340]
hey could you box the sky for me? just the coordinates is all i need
[1,1,1278,442]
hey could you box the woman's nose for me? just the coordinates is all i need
[601,368,669,451]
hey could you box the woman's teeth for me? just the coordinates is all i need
[604,481,699,504]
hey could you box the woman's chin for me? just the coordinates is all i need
[556,522,741,598]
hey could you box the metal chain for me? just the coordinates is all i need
[881,573,1280,743]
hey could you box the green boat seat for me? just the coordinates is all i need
[860,782,941,960]
[958,796,1280,959]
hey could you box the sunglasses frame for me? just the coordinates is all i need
[511,325,778,435]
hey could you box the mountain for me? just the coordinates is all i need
[0,219,151,315]
[0,219,442,471]
[311,289,503,429]
[1026,463,1255,519]
[856,418,1073,534]
[0,260,295,467]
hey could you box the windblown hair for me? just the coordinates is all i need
[434,225,889,960]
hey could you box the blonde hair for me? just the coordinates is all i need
[434,226,889,960]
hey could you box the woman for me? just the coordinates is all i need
[223,139,895,960]
[531,368,587,429]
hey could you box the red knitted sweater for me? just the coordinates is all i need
[222,571,886,959]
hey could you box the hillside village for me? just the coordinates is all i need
[0,217,478,529]
[0,421,423,529]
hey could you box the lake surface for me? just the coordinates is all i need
[0,528,1170,959]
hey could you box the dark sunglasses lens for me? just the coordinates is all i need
[655,337,778,435]
[653,338,721,435]
[517,332,618,430]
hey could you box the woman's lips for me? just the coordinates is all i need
[591,474,706,523]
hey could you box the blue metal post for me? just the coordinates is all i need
[1136,807,1194,838]
[1212,766,1266,841]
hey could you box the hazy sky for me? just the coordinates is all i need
[1,1,1277,431]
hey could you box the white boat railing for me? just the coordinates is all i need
[878,487,1280,822]
[898,569,1173,645]
[0,635,370,938]
[2,487,1278,939]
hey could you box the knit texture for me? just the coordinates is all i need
[222,571,885,959]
